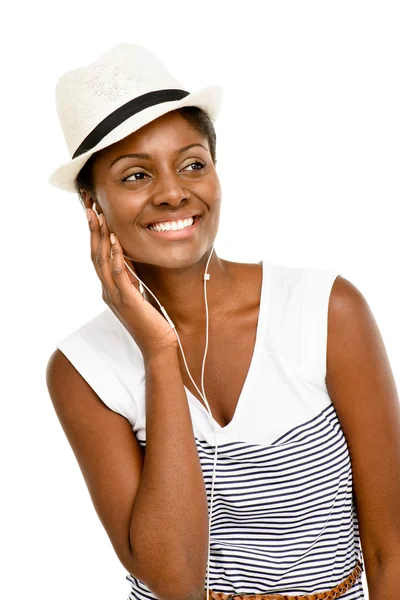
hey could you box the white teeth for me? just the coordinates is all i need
[149,216,195,232]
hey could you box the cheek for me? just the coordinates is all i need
[98,189,143,229]
[199,175,221,203]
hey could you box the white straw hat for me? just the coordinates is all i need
[48,43,223,193]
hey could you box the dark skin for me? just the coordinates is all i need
[81,110,400,595]
[325,277,400,597]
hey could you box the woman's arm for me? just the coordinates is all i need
[46,347,209,600]
[326,276,400,599]
[129,348,209,599]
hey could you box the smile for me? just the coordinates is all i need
[146,215,201,239]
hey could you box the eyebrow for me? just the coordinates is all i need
[109,143,209,169]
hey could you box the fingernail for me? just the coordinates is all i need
[86,208,91,223]
[99,214,104,227]
[110,233,116,245]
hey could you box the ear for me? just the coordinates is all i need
[81,189,97,213]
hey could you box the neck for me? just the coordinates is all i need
[131,252,235,333]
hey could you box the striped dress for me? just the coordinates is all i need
[56,259,366,599]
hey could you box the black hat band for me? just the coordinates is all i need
[72,88,190,159]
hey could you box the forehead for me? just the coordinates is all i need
[99,110,205,161]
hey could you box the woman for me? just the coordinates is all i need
[46,43,400,600]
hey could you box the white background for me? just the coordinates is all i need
[3,1,400,598]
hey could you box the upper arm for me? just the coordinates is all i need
[326,276,400,576]
[46,348,144,576]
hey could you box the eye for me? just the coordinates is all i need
[183,161,206,171]
[122,171,149,182]
[122,161,206,183]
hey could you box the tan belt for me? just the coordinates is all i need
[204,560,363,600]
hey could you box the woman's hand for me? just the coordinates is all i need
[87,209,179,361]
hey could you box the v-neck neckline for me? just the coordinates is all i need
[184,259,267,432]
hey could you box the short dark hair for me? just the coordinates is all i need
[74,106,217,208]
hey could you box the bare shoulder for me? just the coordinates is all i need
[326,275,387,383]
[46,348,80,396]
[326,273,396,399]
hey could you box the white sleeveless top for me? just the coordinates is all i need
[56,259,365,599]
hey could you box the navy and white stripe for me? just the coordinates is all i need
[126,402,365,599]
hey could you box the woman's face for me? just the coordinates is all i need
[84,110,221,267]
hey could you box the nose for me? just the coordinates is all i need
[151,168,190,207]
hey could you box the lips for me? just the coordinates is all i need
[146,214,201,238]
[145,212,201,228]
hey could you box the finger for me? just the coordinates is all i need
[96,213,121,303]
[87,209,118,305]
[110,234,142,299]
[87,208,106,286]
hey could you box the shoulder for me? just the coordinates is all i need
[326,275,378,382]
[326,273,397,413]
[256,259,341,384]
[261,258,339,308]
[46,346,74,395]
[56,307,142,362]
[328,274,367,316]
[50,307,141,427]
